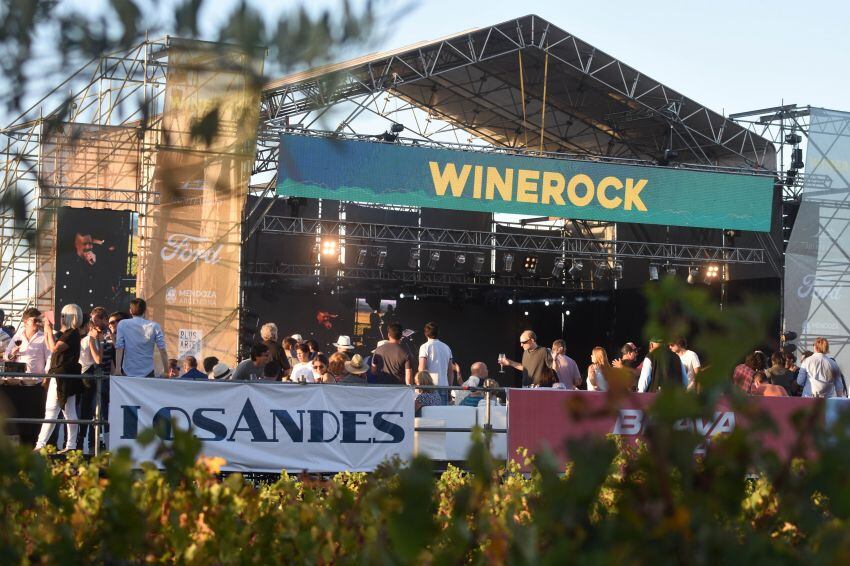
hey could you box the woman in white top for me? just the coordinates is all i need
[587,346,610,392]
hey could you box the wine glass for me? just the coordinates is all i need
[498,353,506,373]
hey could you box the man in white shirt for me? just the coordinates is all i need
[4,307,49,382]
[418,321,454,405]
[114,298,168,378]
[797,337,846,398]
[670,338,701,390]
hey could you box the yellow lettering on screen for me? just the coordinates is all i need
[567,174,594,207]
[597,176,623,209]
[541,171,565,205]
[429,162,470,197]
[473,165,483,199]
[516,169,540,203]
[485,167,514,201]
[625,178,648,211]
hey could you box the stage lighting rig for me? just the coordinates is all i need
[523,255,539,274]
[613,261,623,280]
[704,264,720,284]
[427,250,440,271]
[552,257,565,278]
[567,260,583,280]
[648,265,659,281]
[472,255,485,274]
[379,123,405,142]
[408,249,420,269]
[665,263,676,277]
[321,239,337,256]
[376,247,387,268]
[687,266,700,284]
[453,253,467,271]
[594,261,610,280]
[504,253,515,272]
[356,248,367,266]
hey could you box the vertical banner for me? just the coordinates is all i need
[784,108,850,368]
[137,40,263,366]
[109,378,415,472]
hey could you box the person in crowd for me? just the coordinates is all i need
[460,377,501,407]
[785,352,800,389]
[202,356,219,379]
[262,361,282,381]
[260,323,290,379]
[311,353,332,382]
[414,370,442,416]
[797,337,846,398]
[77,306,110,452]
[532,364,559,388]
[179,356,207,380]
[35,304,84,452]
[231,343,270,381]
[751,371,789,397]
[670,338,701,390]
[637,338,687,393]
[114,298,168,378]
[612,342,641,388]
[325,352,349,383]
[332,335,356,355]
[0,309,12,352]
[551,339,581,390]
[453,362,488,404]
[499,330,549,388]
[418,322,455,404]
[732,351,767,394]
[166,358,180,378]
[587,346,610,392]
[5,307,49,378]
[765,351,799,396]
[211,362,232,380]
[282,337,298,371]
[340,354,369,384]
[290,333,304,345]
[306,339,321,360]
[372,323,413,385]
[289,343,314,382]
[368,351,402,385]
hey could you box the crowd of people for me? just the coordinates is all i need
[1,296,847,452]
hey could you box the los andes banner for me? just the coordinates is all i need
[110,378,415,473]
[507,390,850,468]
[277,134,774,231]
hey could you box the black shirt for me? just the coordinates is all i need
[372,342,413,384]
[51,328,81,374]
[263,339,291,376]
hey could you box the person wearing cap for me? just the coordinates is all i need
[372,323,414,385]
[332,335,356,355]
[211,362,232,380]
[340,354,369,384]
[637,337,688,393]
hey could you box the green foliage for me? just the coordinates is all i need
[3,280,850,563]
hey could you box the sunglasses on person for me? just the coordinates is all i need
[108,319,119,326]
[520,339,532,345]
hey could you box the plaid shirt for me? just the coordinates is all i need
[732,363,756,393]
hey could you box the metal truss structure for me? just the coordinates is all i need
[259,216,765,265]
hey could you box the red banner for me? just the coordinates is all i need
[507,390,825,468]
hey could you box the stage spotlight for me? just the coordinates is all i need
[472,254,485,274]
[648,265,659,281]
[552,257,565,278]
[376,247,387,268]
[523,255,538,274]
[453,253,466,271]
[504,253,515,272]
[399,292,405,299]
[704,264,720,284]
[687,266,700,284]
[613,261,623,280]
[524,311,529,316]
[321,239,337,256]
[594,261,609,280]
[544,300,550,306]
[428,250,440,270]
[665,263,676,277]
[567,260,583,280]
[507,298,514,305]
[408,249,420,269]
[356,248,367,266]
[791,147,804,169]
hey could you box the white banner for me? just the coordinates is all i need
[109,377,415,472]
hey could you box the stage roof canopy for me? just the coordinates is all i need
[263,14,775,170]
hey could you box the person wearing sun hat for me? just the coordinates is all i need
[340,354,369,384]
[637,337,687,392]
[333,335,356,354]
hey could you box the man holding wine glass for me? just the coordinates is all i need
[498,329,549,388]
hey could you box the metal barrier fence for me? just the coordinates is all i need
[1,373,507,458]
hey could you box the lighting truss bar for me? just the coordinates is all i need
[259,216,765,264]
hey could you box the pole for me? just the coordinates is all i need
[94,369,103,457]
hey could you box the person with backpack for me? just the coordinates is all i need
[797,337,847,398]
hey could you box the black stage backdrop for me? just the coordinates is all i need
[54,207,133,319]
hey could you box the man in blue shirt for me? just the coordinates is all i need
[179,356,207,380]
[114,298,168,377]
